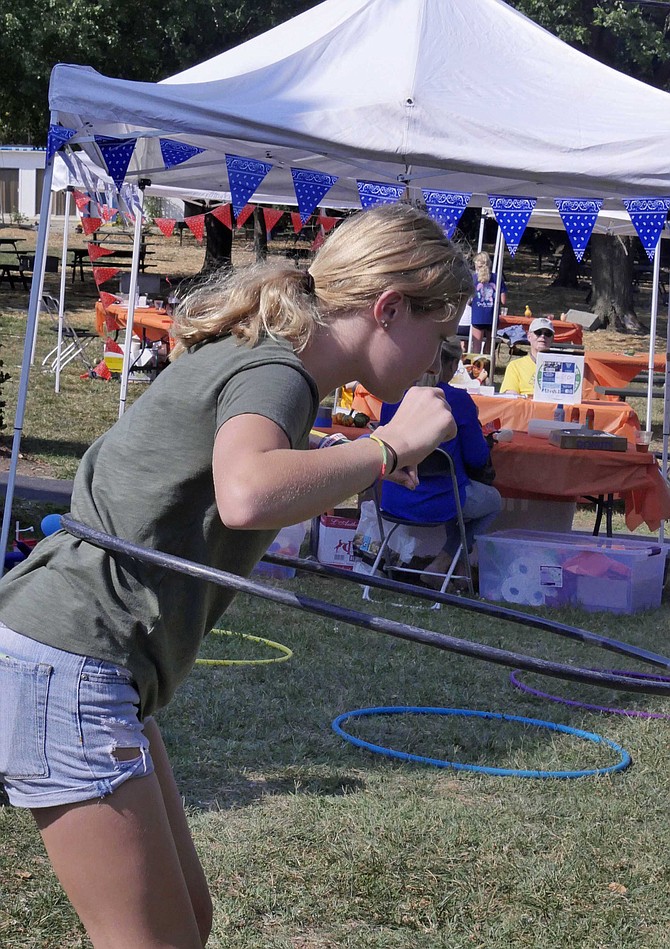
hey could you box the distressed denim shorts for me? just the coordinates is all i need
[0,621,154,808]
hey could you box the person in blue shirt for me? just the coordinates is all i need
[379,338,502,588]
[470,251,506,354]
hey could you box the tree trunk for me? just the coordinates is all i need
[553,242,580,288]
[589,234,643,334]
[202,206,233,274]
[182,201,233,276]
[253,206,268,262]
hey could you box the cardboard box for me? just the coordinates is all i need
[479,529,665,614]
[313,514,359,570]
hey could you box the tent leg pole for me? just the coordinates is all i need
[0,153,56,578]
[54,188,73,393]
[646,239,661,431]
[118,181,149,418]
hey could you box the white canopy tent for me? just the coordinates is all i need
[3,0,670,570]
[49,0,670,203]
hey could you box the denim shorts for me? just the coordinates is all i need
[0,622,154,808]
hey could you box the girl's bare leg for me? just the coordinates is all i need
[32,718,212,948]
[470,326,484,353]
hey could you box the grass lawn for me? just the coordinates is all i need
[2,578,670,947]
[1,224,670,947]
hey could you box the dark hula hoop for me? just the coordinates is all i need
[61,516,670,697]
[510,669,670,719]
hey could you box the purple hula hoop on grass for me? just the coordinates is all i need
[510,669,670,719]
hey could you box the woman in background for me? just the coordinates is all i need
[470,251,506,354]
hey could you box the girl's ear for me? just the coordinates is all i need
[372,289,405,329]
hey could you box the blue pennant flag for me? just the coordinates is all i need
[421,189,471,239]
[356,180,406,209]
[622,197,670,261]
[291,168,339,225]
[160,139,205,170]
[554,197,603,262]
[488,195,537,256]
[225,154,273,219]
[95,136,136,191]
[46,125,76,163]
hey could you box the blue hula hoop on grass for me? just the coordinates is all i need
[332,706,631,779]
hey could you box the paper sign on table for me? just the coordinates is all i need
[533,352,584,404]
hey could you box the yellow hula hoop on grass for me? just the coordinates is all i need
[195,628,293,667]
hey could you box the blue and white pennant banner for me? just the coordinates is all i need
[421,189,471,238]
[160,139,205,170]
[95,136,136,191]
[488,195,537,256]
[622,197,670,261]
[356,179,406,209]
[225,154,273,219]
[46,125,77,163]
[554,197,603,262]
[291,168,339,224]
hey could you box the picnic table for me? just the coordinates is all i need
[0,238,29,290]
[70,238,154,282]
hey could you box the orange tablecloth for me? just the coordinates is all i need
[95,302,173,345]
[498,314,583,344]
[492,432,670,531]
[584,351,665,389]
[472,393,640,443]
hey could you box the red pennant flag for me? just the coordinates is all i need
[101,206,118,222]
[91,360,113,381]
[290,212,304,235]
[92,266,120,286]
[185,213,206,242]
[263,208,284,235]
[319,215,339,233]
[154,217,176,238]
[99,291,120,310]
[311,232,326,252]
[87,243,114,261]
[81,217,102,235]
[104,337,124,353]
[210,204,233,230]
[73,190,90,211]
[235,204,255,229]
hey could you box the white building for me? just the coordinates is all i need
[0,146,66,221]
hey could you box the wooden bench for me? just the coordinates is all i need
[594,385,665,400]
[0,262,29,290]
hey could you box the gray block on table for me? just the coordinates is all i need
[564,308,601,330]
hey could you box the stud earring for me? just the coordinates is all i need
[381,320,389,329]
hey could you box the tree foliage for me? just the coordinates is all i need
[508,1,670,89]
[0,0,318,144]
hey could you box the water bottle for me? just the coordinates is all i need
[553,404,565,422]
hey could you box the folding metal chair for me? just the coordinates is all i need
[40,293,100,374]
[362,447,474,605]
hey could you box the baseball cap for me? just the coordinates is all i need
[529,317,555,335]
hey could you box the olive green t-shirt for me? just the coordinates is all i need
[0,335,319,716]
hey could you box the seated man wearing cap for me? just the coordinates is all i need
[500,317,554,396]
